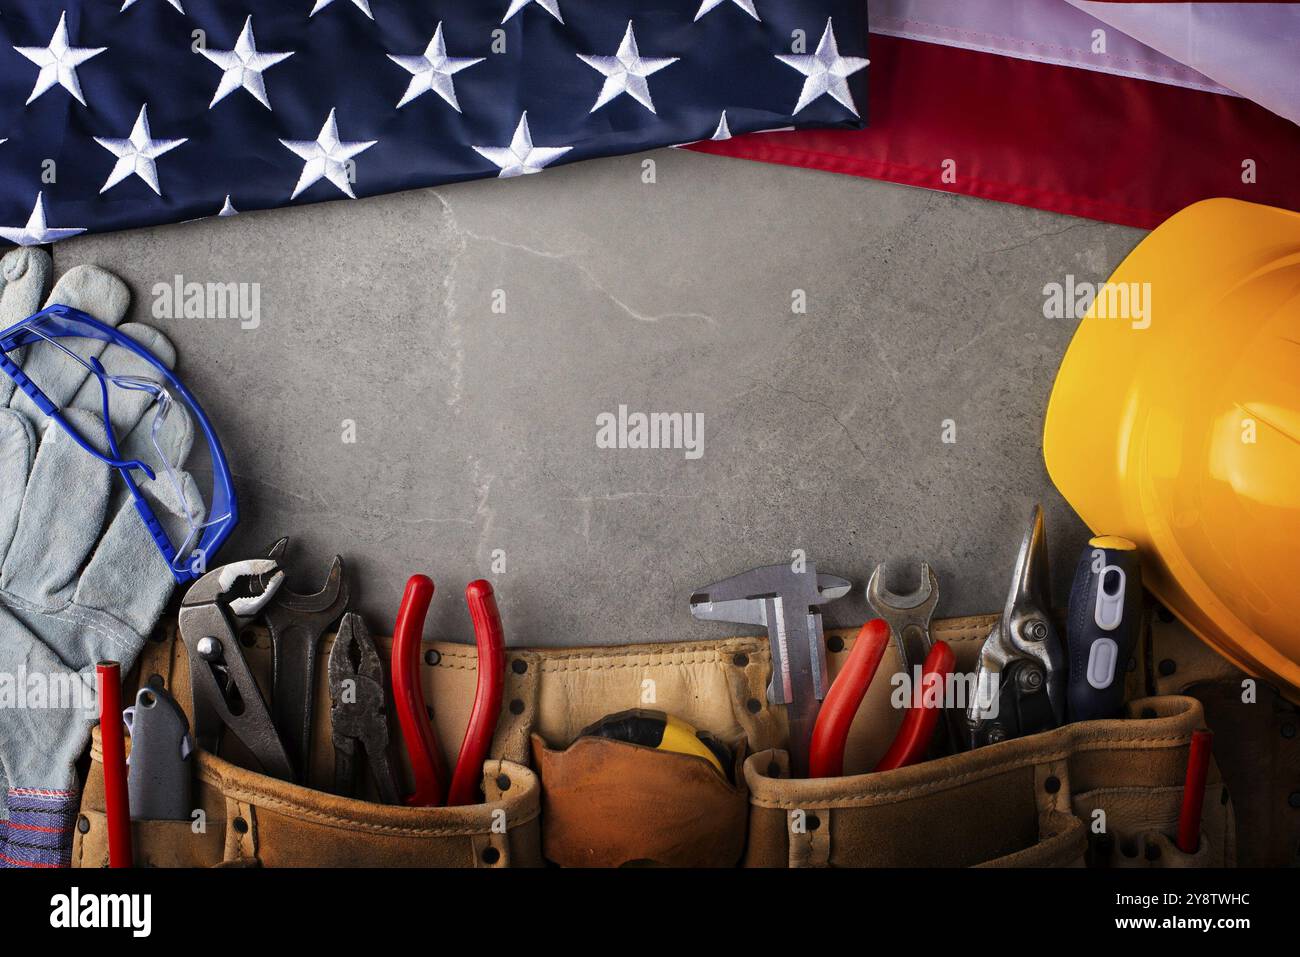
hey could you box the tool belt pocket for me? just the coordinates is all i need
[75,726,543,868]
[530,732,748,867]
[522,637,776,867]
[75,624,546,868]
[1073,783,1234,868]
[742,695,1233,868]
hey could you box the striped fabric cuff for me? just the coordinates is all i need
[0,787,79,868]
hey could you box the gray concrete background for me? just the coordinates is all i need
[57,147,1145,647]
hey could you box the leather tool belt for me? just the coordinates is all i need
[74,607,1296,868]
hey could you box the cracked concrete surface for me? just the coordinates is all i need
[56,147,1145,646]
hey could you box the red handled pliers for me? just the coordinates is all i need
[391,575,507,807]
[808,618,956,778]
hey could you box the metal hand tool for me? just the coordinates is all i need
[328,612,400,804]
[873,641,956,771]
[178,558,295,780]
[262,538,349,783]
[391,575,445,806]
[1066,536,1142,722]
[448,580,507,807]
[392,576,508,807]
[808,619,890,779]
[125,685,194,821]
[807,620,957,777]
[866,563,939,676]
[967,505,1066,748]
[867,562,964,752]
[690,562,851,777]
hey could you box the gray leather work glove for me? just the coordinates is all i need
[0,248,200,867]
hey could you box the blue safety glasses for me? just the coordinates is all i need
[0,304,236,584]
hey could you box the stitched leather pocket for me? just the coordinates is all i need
[76,619,543,867]
[531,731,747,867]
[741,695,1231,868]
[1073,783,1234,868]
[76,728,543,867]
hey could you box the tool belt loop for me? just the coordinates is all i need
[222,797,259,864]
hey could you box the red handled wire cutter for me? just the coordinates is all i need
[391,575,507,807]
[808,618,957,778]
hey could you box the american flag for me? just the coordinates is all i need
[692,0,1300,229]
[0,1,869,244]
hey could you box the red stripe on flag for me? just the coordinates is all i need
[689,35,1300,229]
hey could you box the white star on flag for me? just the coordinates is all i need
[94,104,188,195]
[695,0,759,21]
[776,18,869,116]
[577,22,679,114]
[710,112,732,140]
[201,16,294,110]
[0,192,86,245]
[309,0,373,18]
[502,0,563,24]
[388,23,484,111]
[120,0,185,13]
[218,196,238,216]
[472,112,572,178]
[13,11,107,107]
[280,109,377,199]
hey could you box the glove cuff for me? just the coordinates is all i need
[0,786,78,868]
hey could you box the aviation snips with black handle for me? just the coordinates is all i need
[966,505,1066,748]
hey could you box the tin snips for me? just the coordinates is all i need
[966,505,1066,748]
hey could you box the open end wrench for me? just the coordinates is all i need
[866,563,939,676]
[867,562,963,752]
[263,538,350,783]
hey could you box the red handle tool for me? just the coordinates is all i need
[391,575,508,807]
[1176,728,1214,854]
[447,580,507,807]
[810,622,959,778]
[391,575,448,807]
[808,619,891,778]
[96,661,132,868]
[874,640,956,771]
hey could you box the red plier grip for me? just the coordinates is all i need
[808,619,891,779]
[446,580,507,807]
[391,575,448,807]
[874,640,956,772]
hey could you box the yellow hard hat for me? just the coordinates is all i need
[1044,198,1300,702]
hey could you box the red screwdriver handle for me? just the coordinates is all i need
[391,575,448,807]
[808,619,891,779]
[446,580,507,807]
[875,640,956,772]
